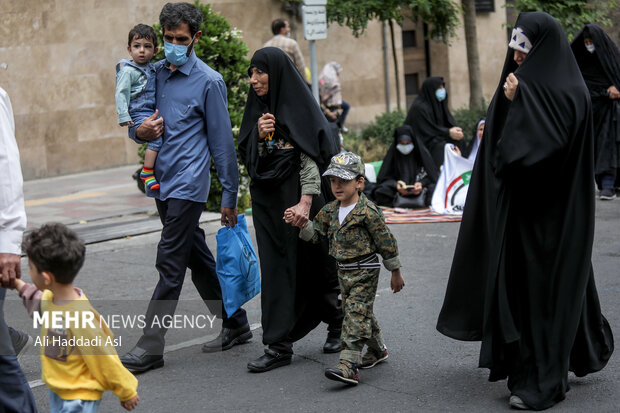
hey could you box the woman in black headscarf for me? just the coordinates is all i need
[571,24,620,200]
[436,12,613,410]
[404,77,464,167]
[238,47,342,372]
[371,125,439,207]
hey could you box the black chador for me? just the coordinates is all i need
[404,77,462,166]
[436,12,613,411]
[571,24,620,188]
[371,125,439,207]
[238,47,342,354]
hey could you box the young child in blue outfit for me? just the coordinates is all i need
[115,24,160,191]
[284,152,405,385]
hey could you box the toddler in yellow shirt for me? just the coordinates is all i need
[10,223,139,412]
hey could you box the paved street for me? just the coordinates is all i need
[5,167,619,412]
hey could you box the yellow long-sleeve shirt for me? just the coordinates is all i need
[20,284,138,402]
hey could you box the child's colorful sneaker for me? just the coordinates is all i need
[358,347,388,369]
[324,360,359,385]
[140,167,160,191]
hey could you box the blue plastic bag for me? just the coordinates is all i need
[216,214,261,317]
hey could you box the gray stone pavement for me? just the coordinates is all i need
[5,167,619,412]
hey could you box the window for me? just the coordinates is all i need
[475,0,494,13]
[402,30,417,48]
[405,73,420,96]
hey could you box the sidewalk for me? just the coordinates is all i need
[23,165,220,244]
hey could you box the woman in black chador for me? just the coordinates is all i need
[571,24,620,200]
[403,77,464,167]
[371,125,439,207]
[238,47,342,372]
[436,12,613,411]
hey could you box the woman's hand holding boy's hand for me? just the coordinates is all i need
[121,394,139,411]
[391,269,405,293]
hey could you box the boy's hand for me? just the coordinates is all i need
[283,207,295,224]
[12,278,25,291]
[121,394,139,411]
[390,269,405,293]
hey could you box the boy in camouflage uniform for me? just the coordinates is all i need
[284,152,405,385]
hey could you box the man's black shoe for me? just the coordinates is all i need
[323,335,342,353]
[600,188,616,200]
[202,324,252,353]
[9,327,32,361]
[120,346,164,373]
[247,348,292,372]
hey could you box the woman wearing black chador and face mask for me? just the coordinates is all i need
[404,77,464,167]
[436,12,614,411]
[571,23,620,200]
[370,125,439,208]
[238,47,343,373]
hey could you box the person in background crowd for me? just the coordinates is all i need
[264,18,310,83]
[319,61,351,133]
[436,12,614,410]
[404,77,464,168]
[370,125,439,208]
[571,23,620,200]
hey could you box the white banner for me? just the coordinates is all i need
[431,144,474,214]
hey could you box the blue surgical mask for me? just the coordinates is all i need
[396,143,414,155]
[436,88,447,102]
[585,44,595,54]
[164,34,196,66]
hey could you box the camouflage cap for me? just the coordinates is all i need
[322,151,365,180]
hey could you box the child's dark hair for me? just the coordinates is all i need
[22,223,85,284]
[128,24,158,47]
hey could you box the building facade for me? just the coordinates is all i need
[0,0,508,179]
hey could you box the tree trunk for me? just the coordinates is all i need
[462,0,484,110]
[388,19,402,111]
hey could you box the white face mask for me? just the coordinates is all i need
[396,143,414,155]
[586,44,595,53]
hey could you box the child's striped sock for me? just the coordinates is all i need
[140,167,160,191]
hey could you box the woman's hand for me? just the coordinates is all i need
[504,73,518,101]
[258,113,276,139]
[287,195,313,228]
[411,182,423,196]
[608,85,620,99]
[451,145,462,156]
[396,180,409,196]
[449,127,464,140]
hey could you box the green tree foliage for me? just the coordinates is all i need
[508,0,618,41]
[282,0,460,41]
[144,1,251,211]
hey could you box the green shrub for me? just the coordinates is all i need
[452,104,488,144]
[138,1,251,212]
[344,110,405,162]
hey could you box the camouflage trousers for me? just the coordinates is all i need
[337,266,385,364]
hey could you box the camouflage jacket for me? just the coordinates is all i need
[300,192,401,270]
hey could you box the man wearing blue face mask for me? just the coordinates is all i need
[121,2,250,372]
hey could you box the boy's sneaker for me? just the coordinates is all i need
[600,188,616,200]
[358,347,388,369]
[324,360,359,385]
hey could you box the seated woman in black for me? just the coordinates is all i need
[371,125,439,208]
[404,77,464,167]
